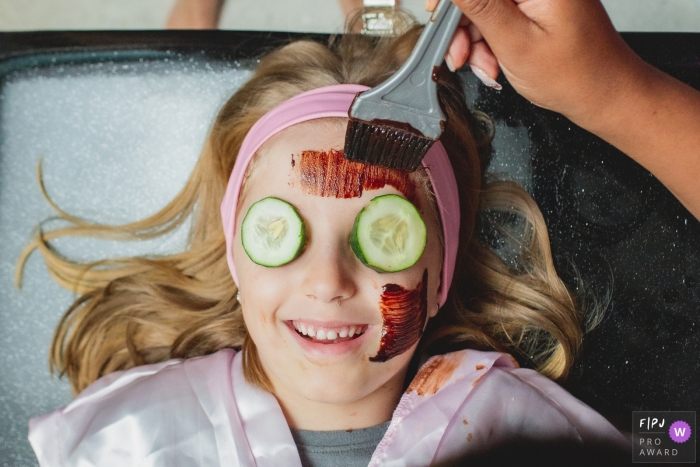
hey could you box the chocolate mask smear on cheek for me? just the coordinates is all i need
[296,149,418,205]
[370,269,428,362]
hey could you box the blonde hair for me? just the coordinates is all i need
[17,21,595,396]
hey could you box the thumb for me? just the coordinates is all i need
[451,0,530,52]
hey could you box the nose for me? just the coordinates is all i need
[300,238,357,304]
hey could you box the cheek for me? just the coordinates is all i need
[235,251,286,328]
[235,234,287,296]
[240,276,291,361]
[370,269,429,362]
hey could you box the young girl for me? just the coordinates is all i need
[25,1,700,465]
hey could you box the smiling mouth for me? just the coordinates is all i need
[291,320,368,344]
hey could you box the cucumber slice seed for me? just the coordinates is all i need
[241,197,305,267]
[350,194,426,273]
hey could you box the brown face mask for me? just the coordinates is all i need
[370,269,428,362]
[293,149,418,206]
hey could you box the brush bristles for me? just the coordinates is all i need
[344,119,434,171]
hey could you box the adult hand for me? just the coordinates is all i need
[432,0,644,122]
[430,0,700,220]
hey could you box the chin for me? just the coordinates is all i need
[294,356,412,407]
[293,370,379,405]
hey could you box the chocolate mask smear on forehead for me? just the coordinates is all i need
[294,149,419,206]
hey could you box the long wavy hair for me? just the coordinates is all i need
[17,14,597,395]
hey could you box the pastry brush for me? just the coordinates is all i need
[343,0,463,171]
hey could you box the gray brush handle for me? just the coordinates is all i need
[350,0,463,139]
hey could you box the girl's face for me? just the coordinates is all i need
[232,120,443,421]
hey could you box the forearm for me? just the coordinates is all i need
[166,0,224,29]
[445,0,700,219]
[569,59,700,220]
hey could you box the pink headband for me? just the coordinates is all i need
[221,84,460,306]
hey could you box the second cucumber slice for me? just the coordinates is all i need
[350,194,427,273]
[241,197,305,267]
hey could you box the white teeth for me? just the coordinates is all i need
[293,321,366,340]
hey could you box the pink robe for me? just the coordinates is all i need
[29,349,629,466]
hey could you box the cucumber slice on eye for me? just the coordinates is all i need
[350,194,426,273]
[241,197,305,267]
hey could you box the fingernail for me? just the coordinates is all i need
[470,65,502,90]
[425,0,432,11]
[445,54,456,72]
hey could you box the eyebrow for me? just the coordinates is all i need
[293,149,418,205]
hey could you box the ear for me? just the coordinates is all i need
[428,302,440,319]
[428,270,443,319]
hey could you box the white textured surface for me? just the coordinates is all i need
[0,0,698,32]
[0,0,174,30]
[602,0,700,31]
[0,53,253,467]
[0,0,424,32]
